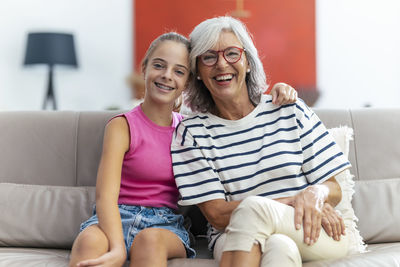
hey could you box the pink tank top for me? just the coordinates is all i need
[115,105,183,209]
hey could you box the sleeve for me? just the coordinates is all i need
[295,99,351,185]
[171,122,226,206]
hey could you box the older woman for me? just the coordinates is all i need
[171,16,350,267]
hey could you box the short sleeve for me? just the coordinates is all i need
[171,122,226,206]
[295,100,351,184]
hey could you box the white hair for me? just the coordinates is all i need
[185,16,268,113]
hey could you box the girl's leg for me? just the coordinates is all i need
[221,196,349,265]
[129,228,186,267]
[69,225,109,267]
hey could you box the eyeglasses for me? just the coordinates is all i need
[198,46,246,66]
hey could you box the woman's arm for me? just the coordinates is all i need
[78,117,129,266]
[198,199,241,231]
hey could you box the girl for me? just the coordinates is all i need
[69,32,296,267]
[69,32,194,267]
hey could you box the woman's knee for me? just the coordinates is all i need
[262,234,301,267]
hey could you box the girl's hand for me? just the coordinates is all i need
[270,82,298,105]
[76,247,126,267]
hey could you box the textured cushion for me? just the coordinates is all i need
[0,183,95,248]
[302,242,400,267]
[352,178,400,244]
[328,127,367,254]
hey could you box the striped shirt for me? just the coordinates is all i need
[171,94,350,248]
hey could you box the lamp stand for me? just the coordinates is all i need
[43,65,57,110]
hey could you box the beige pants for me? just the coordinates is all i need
[214,196,349,267]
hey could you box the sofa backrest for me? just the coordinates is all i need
[0,111,118,248]
[0,109,399,248]
[0,111,119,187]
[315,108,400,244]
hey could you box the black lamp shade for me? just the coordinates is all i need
[24,32,78,67]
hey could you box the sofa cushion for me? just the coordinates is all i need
[352,178,400,244]
[302,242,400,267]
[0,248,70,267]
[328,127,366,254]
[0,183,95,248]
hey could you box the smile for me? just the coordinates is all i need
[155,82,174,91]
[214,74,234,82]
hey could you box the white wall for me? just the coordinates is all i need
[316,0,400,108]
[0,0,132,110]
[1,1,399,110]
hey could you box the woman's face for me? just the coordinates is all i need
[143,40,190,107]
[197,31,249,106]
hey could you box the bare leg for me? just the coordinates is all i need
[129,228,187,267]
[69,225,109,267]
[220,243,262,267]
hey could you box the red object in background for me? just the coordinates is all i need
[134,0,315,93]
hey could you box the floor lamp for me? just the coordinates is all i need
[24,32,78,110]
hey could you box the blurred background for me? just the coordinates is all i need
[0,0,399,110]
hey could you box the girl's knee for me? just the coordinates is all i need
[69,225,109,266]
[132,228,167,252]
[75,225,109,250]
[130,228,171,262]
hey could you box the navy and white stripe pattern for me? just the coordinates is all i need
[172,95,349,204]
[171,94,350,248]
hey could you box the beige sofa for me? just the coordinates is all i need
[0,108,399,267]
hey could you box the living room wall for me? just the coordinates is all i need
[0,0,133,110]
[135,0,400,108]
[0,1,399,110]
[135,0,316,98]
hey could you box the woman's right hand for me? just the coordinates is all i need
[76,247,127,267]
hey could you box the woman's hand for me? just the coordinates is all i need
[269,82,297,105]
[76,247,127,267]
[293,185,327,245]
[276,185,328,246]
[321,202,346,242]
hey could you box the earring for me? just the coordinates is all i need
[246,69,251,73]
[197,76,201,80]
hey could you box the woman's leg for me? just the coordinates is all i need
[260,234,302,267]
[69,225,109,267]
[218,233,301,267]
[220,196,349,266]
[129,228,187,267]
[220,243,261,267]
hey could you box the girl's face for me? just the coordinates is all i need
[143,40,190,107]
[197,31,249,105]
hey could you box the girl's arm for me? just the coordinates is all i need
[96,117,130,255]
[78,117,130,266]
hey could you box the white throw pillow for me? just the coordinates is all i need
[328,126,367,254]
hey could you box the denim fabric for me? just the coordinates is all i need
[80,204,196,258]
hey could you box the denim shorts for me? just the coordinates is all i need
[80,204,196,259]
